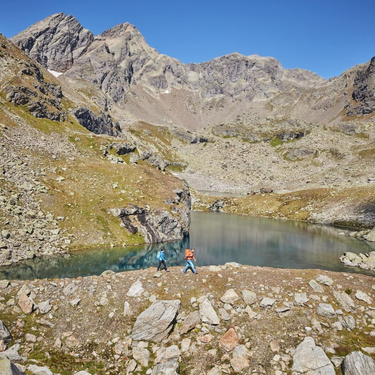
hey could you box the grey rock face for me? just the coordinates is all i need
[132,300,180,341]
[342,351,375,374]
[111,184,191,244]
[11,13,94,72]
[350,57,375,115]
[73,107,121,137]
[291,337,335,374]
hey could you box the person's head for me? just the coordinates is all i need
[161,248,165,252]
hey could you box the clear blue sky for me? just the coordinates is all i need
[1,0,375,79]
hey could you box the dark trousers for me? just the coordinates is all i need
[157,260,167,271]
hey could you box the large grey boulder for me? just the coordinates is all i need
[0,354,24,375]
[342,351,375,374]
[132,300,180,342]
[291,337,335,374]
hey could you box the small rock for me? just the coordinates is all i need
[355,290,373,304]
[38,301,51,314]
[127,280,144,297]
[220,328,238,352]
[241,290,257,305]
[180,311,200,334]
[309,280,324,293]
[25,333,36,343]
[124,301,132,317]
[260,297,276,308]
[317,303,336,318]
[316,274,334,286]
[220,289,240,305]
[230,355,250,372]
[294,293,309,305]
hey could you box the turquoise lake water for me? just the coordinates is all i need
[1,211,374,280]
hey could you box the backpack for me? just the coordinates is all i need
[157,251,162,261]
[185,249,193,260]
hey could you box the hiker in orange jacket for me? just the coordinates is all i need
[183,248,198,274]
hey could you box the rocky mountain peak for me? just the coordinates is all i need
[11,12,94,72]
[100,22,134,38]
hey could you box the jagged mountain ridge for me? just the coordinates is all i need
[12,12,374,129]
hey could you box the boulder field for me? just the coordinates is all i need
[0,264,374,374]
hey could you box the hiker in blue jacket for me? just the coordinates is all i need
[157,248,169,272]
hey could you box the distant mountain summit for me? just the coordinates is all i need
[10,13,375,128]
[11,13,94,72]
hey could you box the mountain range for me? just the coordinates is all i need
[10,13,375,131]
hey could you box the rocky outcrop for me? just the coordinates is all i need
[73,107,121,136]
[110,185,191,243]
[349,57,375,115]
[0,35,67,121]
[11,13,94,72]
[340,251,375,271]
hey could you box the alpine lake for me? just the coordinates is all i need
[1,211,374,280]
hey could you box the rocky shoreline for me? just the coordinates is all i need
[0,264,375,374]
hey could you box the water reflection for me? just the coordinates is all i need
[1,212,374,280]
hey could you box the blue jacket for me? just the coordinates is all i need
[157,251,166,261]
